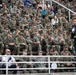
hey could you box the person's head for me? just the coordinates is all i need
[24,29,29,35]
[52,45,57,51]
[63,31,66,35]
[58,9,61,13]
[73,18,76,26]
[49,48,54,55]
[6,12,11,17]
[3,3,7,9]
[58,34,63,40]
[40,34,44,39]
[51,6,54,10]
[5,49,11,55]
[16,13,20,17]
[54,29,58,34]
[13,6,17,9]
[57,0,61,2]
[22,49,27,55]
[58,26,63,32]
[7,33,12,38]
[63,45,68,51]
[23,51,27,56]
[18,33,23,38]
[64,0,68,2]
[39,1,42,4]
[11,16,15,20]
[43,6,47,10]
[54,15,58,20]
[38,51,43,56]
[60,39,65,44]
[64,51,69,56]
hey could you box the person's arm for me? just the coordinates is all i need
[15,62,19,68]
[2,56,7,66]
[12,57,19,68]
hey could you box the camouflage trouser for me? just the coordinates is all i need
[19,60,33,73]
[28,43,32,55]
[41,43,50,55]
[60,63,75,72]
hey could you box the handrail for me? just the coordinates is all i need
[0,55,76,74]
[0,55,76,57]
[0,61,76,64]
[52,0,76,15]
[42,0,76,21]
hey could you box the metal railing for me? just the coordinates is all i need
[42,0,76,21]
[0,55,76,75]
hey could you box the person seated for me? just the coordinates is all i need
[19,50,33,73]
[0,49,19,74]
[34,51,47,73]
[60,51,75,72]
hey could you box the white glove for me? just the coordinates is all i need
[72,28,75,33]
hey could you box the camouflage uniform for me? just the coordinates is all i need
[3,33,17,54]
[34,51,47,73]
[19,51,33,73]
[60,51,75,72]
[0,34,4,54]
[9,16,16,32]
[16,34,27,54]
[30,33,40,55]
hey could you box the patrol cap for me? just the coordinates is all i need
[64,45,68,48]
[25,29,28,31]
[38,50,43,53]
[19,32,23,35]
[23,49,27,53]
[65,50,69,53]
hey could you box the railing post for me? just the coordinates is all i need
[48,56,50,73]
[42,0,44,8]
[6,56,8,75]
[52,0,76,19]
[50,0,52,6]
[68,10,71,21]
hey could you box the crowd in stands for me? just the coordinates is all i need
[0,0,76,73]
[56,0,76,12]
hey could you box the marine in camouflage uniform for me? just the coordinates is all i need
[16,33,27,54]
[30,31,41,55]
[60,51,75,72]
[19,50,33,73]
[3,33,17,55]
[9,16,16,32]
[49,45,60,72]
[34,51,47,73]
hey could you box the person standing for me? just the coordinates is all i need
[71,18,76,39]
[71,18,76,54]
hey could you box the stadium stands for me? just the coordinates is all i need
[0,0,76,74]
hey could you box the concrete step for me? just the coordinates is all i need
[0,73,76,75]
